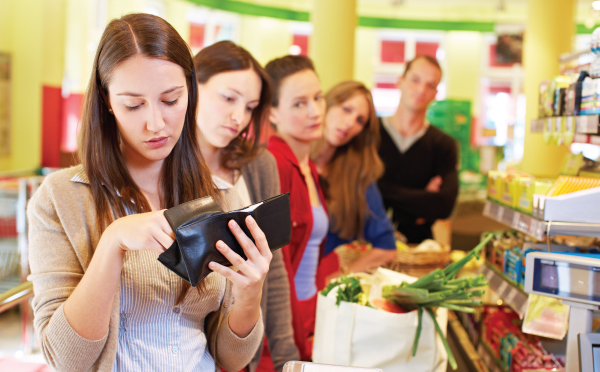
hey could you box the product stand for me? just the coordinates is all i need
[562,301,598,372]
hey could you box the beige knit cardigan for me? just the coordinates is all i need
[27,165,264,372]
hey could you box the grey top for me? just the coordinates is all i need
[27,165,264,372]
[242,149,300,372]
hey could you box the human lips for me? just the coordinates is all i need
[146,136,168,148]
[336,128,348,139]
[222,125,239,135]
[307,122,321,130]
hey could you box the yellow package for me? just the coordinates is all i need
[487,171,504,201]
[522,293,569,340]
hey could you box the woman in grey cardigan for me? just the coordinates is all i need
[28,14,270,372]
[193,41,299,372]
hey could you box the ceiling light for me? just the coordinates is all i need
[593,1,600,11]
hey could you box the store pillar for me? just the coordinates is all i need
[521,0,575,177]
[311,0,356,92]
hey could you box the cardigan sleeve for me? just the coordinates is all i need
[27,175,109,372]
[216,308,265,372]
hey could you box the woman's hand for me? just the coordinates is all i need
[208,215,272,337]
[103,210,175,255]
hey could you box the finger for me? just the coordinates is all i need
[153,230,175,252]
[244,216,272,260]
[159,210,175,239]
[227,219,264,263]
[209,261,247,284]
[215,239,251,272]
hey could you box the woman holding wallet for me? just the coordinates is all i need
[193,41,299,372]
[27,14,270,372]
[311,81,397,276]
[265,55,330,361]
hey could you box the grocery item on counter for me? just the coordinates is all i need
[547,175,600,196]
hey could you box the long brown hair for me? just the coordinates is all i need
[193,41,272,169]
[312,81,384,241]
[79,13,218,302]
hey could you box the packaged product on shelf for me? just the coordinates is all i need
[538,81,550,118]
[487,170,505,201]
[522,293,569,340]
[516,178,553,215]
[579,76,596,114]
[565,71,588,116]
[552,87,566,117]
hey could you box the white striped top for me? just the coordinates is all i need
[70,170,227,372]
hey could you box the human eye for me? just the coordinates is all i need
[294,101,305,108]
[222,95,235,103]
[164,98,179,106]
[315,94,323,102]
[343,106,352,114]
[125,103,142,111]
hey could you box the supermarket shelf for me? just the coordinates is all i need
[447,311,490,372]
[477,340,507,372]
[559,48,593,63]
[483,201,546,241]
[530,115,599,134]
[481,262,528,319]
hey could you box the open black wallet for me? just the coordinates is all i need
[157,193,291,286]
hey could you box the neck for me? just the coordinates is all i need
[278,132,311,168]
[197,134,222,174]
[122,150,163,208]
[391,103,427,137]
[312,140,336,175]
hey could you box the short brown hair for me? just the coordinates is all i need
[193,41,272,170]
[264,55,316,107]
[403,55,442,78]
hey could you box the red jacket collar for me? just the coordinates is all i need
[267,135,301,168]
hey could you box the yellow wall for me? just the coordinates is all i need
[354,27,376,88]
[238,16,292,66]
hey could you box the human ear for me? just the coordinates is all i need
[269,107,280,127]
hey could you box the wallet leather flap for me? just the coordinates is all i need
[163,195,223,231]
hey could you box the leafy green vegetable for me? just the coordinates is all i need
[321,275,364,306]
[382,234,493,370]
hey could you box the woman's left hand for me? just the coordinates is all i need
[208,215,272,335]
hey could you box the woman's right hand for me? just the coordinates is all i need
[103,210,175,255]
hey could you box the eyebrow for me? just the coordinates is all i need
[116,86,184,97]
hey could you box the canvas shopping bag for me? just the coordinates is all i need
[312,269,447,372]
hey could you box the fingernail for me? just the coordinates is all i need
[229,220,238,228]
[209,262,216,269]
[246,215,255,224]
[216,240,224,249]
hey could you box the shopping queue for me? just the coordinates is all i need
[25,13,459,372]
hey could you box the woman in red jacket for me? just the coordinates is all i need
[265,55,331,361]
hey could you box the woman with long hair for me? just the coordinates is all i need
[193,41,298,372]
[27,14,270,372]
[311,81,396,276]
[265,55,329,361]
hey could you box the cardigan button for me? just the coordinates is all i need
[292,221,297,227]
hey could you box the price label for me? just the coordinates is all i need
[547,118,553,131]
[555,117,562,132]
[566,116,574,132]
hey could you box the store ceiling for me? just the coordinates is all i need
[233,0,600,25]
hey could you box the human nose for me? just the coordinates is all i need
[147,104,166,133]
[309,99,324,120]
[231,102,245,126]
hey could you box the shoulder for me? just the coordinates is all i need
[245,149,278,176]
[31,166,90,207]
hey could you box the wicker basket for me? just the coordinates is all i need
[394,243,451,266]
[383,262,447,278]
